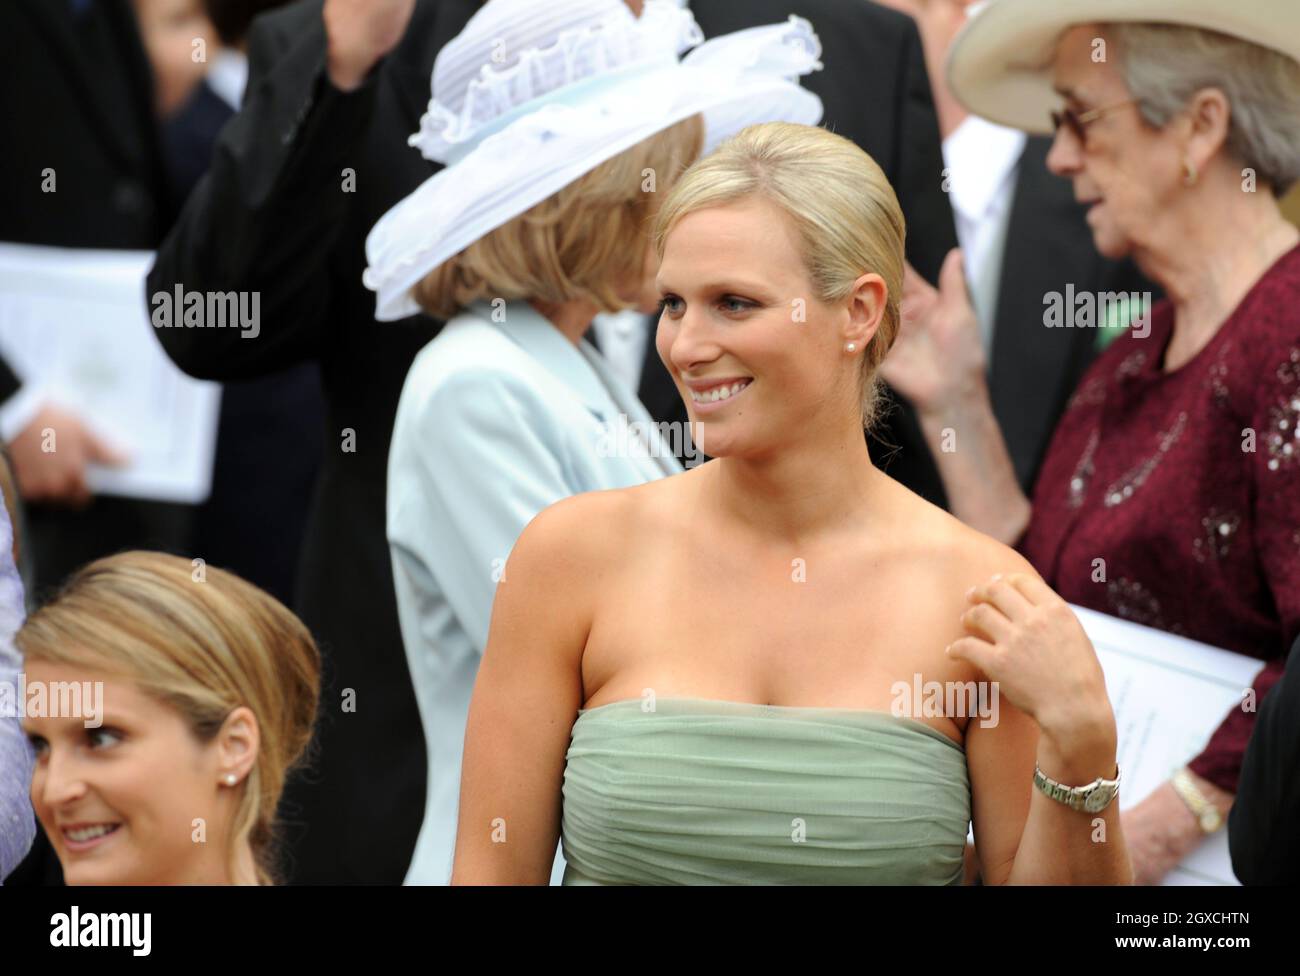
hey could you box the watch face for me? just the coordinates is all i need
[1084,786,1114,814]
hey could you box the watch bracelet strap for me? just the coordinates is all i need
[1033,762,1120,811]
[1172,767,1221,831]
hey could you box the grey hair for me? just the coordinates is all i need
[1109,22,1300,196]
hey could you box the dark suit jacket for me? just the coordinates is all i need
[639,0,957,432]
[0,0,170,247]
[0,0,172,400]
[147,0,483,883]
[1229,635,1300,884]
[161,78,327,609]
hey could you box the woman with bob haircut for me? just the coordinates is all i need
[17,551,320,885]
[370,0,825,885]
[452,120,1130,886]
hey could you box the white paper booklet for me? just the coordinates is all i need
[0,243,220,504]
[1072,604,1265,886]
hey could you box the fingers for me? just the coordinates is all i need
[938,247,970,305]
[83,429,129,467]
[11,416,106,506]
[1002,572,1058,608]
[51,437,93,507]
[968,574,1034,621]
[946,635,997,676]
[22,463,90,507]
[960,600,1012,644]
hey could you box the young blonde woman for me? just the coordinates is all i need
[453,122,1131,885]
[17,552,319,885]
[369,0,824,884]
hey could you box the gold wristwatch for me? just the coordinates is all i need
[1033,763,1121,814]
[1172,767,1223,833]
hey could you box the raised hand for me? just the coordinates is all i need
[879,247,987,417]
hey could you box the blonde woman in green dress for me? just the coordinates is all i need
[453,122,1131,885]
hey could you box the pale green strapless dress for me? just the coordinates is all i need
[561,697,970,885]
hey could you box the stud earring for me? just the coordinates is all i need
[845,342,858,353]
[223,773,237,786]
[1182,157,1198,187]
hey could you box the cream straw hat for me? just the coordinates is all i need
[947,0,1300,135]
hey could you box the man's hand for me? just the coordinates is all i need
[1124,775,1233,884]
[324,0,418,92]
[7,405,127,508]
[879,248,987,418]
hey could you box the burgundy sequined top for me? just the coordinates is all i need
[1021,243,1300,793]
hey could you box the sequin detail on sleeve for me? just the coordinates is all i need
[1263,348,1300,472]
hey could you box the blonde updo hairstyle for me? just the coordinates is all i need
[651,121,906,430]
[16,551,321,886]
[414,114,706,319]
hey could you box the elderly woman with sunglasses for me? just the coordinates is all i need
[879,0,1300,883]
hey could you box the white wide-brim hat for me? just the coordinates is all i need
[948,0,1300,135]
[364,0,824,322]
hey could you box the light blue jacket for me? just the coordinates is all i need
[387,299,682,885]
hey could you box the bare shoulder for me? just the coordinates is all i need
[511,471,690,576]
[884,481,1040,596]
[491,489,643,664]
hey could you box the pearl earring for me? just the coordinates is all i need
[845,342,858,353]
[223,773,237,786]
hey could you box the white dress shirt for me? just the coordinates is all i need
[941,115,1026,354]
[206,48,249,111]
[387,299,681,885]
[590,307,650,392]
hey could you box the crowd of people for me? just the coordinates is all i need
[1,0,1297,886]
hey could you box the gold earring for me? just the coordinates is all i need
[1182,157,1199,187]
